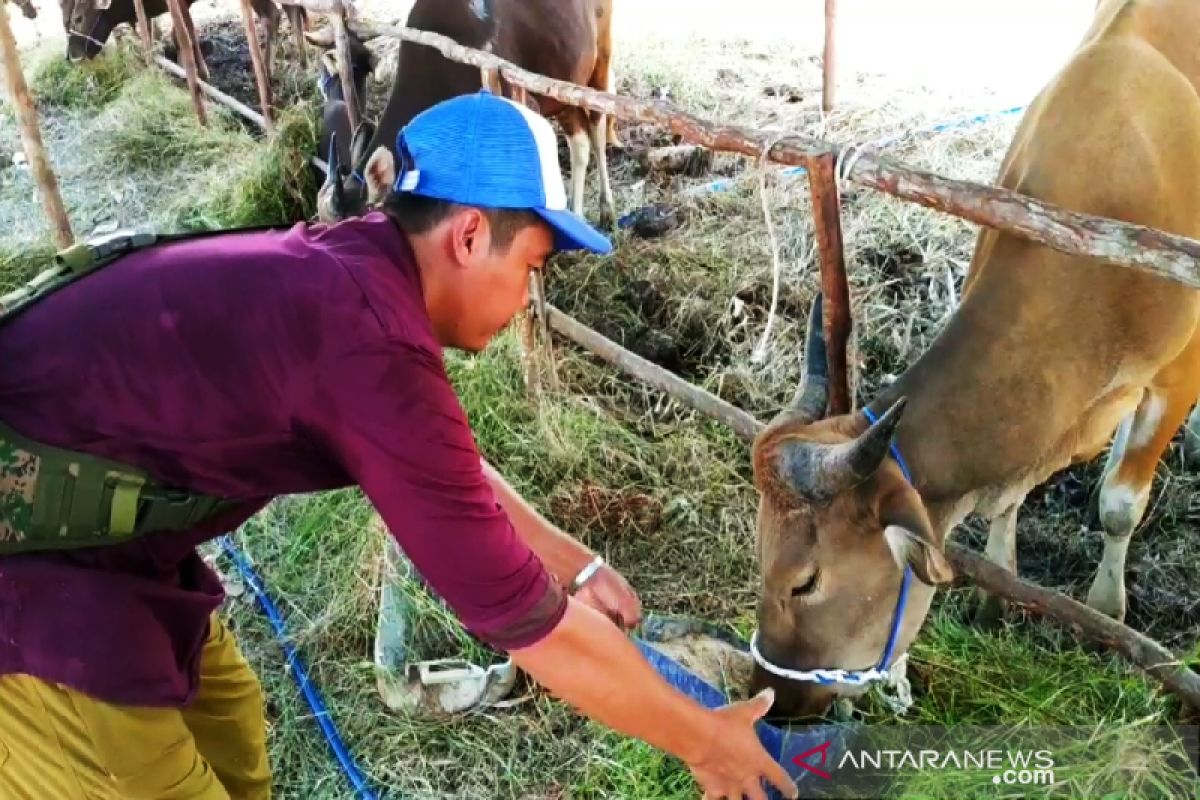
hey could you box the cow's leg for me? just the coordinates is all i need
[1183,396,1200,468]
[588,111,616,229]
[1088,348,1200,620]
[587,56,617,228]
[972,502,1021,628]
[563,109,590,218]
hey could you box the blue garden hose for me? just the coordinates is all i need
[217,536,382,800]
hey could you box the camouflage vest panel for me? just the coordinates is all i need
[0,228,253,555]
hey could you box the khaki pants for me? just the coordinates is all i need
[0,614,271,799]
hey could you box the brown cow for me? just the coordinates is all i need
[748,0,1200,720]
[314,0,618,228]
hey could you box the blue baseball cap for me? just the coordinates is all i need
[392,90,613,255]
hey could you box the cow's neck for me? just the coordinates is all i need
[864,286,1048,533]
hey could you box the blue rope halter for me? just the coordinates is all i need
[748,405,915,687]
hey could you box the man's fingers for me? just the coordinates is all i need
[764,758,799,799]
[742,778,768,800]
[747,687,775,720]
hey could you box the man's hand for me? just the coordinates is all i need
[685,689,795,800]
[574,563,642,630]
[510,602,798,800]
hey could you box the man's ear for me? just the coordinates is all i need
[363,146,395,206]
[877,484,953,586]
[448,208,489,266]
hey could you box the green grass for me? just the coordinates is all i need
[26,38,141,110]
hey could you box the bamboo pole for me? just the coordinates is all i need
[822,0,837,114]
[807,152,852,415]
[339,22,1200,290]
[331,12,359,133]
[237,0,274,133]
[164,0,206,126]
[155,56,258,127]
[0,1,73,248]
[545,306,763,442]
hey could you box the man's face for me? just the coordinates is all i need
[443,214,555,352]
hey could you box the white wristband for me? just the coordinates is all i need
[571,555,605,594]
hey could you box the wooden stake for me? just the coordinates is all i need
[0,1,73,248]
[822,0,837,114]
[807,151,853,415]
[132,0,154,54]
[165,0,206,126]
[238,0,274,133]
[331,12,359,133]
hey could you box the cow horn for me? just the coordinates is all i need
[322,133,346,219]
[830,396,908,484]
[769,294,829,429]
[775,397,908,502]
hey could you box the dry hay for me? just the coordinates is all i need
[649,635,755,701]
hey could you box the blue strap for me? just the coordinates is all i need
[861,406,913,483]
[876,565,912,670]
[861,405,915,672]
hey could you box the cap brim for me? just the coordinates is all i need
[532,207,613,255]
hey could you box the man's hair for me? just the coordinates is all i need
[383,192,542,252]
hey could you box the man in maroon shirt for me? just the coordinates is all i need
[0,91,796,800]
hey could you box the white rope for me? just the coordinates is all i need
[748,630,891,687]
[749,132,794,365]
[833,141,867,198]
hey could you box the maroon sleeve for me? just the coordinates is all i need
[297,337,567,651]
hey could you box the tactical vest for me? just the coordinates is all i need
[0,225,283,555]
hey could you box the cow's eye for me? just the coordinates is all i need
[792,570,820,598]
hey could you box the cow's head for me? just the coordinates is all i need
[308,25,381,224]
[317,122,381,224]
[748,297,953,720]
[62,0,120,61]
[305,25,379,107]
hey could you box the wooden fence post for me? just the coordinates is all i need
[132,0,154,54]
[164,0,207,126]
[238,0,274,133]
[822,0,838,114]
[331,12,359,133]
[807,151,853,415]
[0,1,74,248]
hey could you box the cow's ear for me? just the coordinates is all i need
[363,146,395,206]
